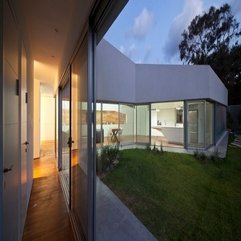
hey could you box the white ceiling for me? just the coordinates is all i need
[152,101,184,110]
[12,0,95,93]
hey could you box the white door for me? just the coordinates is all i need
[3,2,20,240]
[20,45,28,236]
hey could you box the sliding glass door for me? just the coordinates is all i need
[71,34,89,238]
[60,77,71,205]
[136,105,150,144]
[187,100,214,149]
[188,108,199,147]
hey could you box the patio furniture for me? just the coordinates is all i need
[111,128,120,143]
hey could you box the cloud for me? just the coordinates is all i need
[143,46,152,63]
[231,0,241,15]
[163,0,203,62]
[119,44,137,59]
[128,8,155,40]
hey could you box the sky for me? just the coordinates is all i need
[104,0,241,64]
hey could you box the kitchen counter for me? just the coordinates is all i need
[152,126,184,144]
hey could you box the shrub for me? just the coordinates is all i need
[193,150,208,162]
[99,145,119,172]
[194,148,223,164]
[228,131,235,144]
[152,143,160,153]
[145,144,151,151]
[210,148,222,163]
[160,142,164,153]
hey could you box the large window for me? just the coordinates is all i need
[136,105,149,144]
[101,103,119,145]
[187,100,214,149]
[215,103,226,142]
[119,104,136,145]
[205,101,214,147]
[151,102,184,147]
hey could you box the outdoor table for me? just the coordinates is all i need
[111,128,120,143]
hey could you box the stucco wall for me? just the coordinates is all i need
[96,39,228,107]
[135,64,227,106]
[96,40,135,103]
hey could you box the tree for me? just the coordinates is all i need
[179,4,241,104]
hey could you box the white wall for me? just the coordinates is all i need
[40,95,55,141]
[26,57,34,206]
[135,64,227,105]
[96,40,228,107]
[96,40,136,103]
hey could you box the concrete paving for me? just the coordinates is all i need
[230,135,241,148]
[96,178,157,241]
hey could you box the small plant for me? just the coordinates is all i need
[145,144,151,151]
[100,145,120,172]
[228,131,235,144]
[193,150,208,162]
[152,143,160,153]
[160,142,164,153]
[199,152,207,161]
[210,148,222,163]
[194,149,199,158]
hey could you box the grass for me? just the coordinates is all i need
[102,147,241,241]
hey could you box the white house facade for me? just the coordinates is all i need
[96,40,228,157]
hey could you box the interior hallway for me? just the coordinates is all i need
[22,149,75,241]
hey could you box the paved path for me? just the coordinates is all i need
[230,135,241,148]
[96,178,157,241]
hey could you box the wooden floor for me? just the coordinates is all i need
[22,154,75,241]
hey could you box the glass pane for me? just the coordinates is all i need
[136,105,149,144]
[215,104,226,142]
[187,101,205,148]
[205,101,214,147]
[61,80,70,192]
[102,103,119,145]
[71,34,88,237]
[96,103,103,147]
[119,104,136,145]
[151,102,184,148]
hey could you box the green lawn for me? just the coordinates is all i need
[102,147,241,241]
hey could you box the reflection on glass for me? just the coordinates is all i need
[187,101,215,149]
[61,80,70,195]
[101,103,119,145]
[136,105,149,144]
[205,102,214,147]
[96,103,103,146]
[151,102,184,147]
[215,103,226,142]
[119,104,136,145]
[71,34,88,238]
[188,108,198,147]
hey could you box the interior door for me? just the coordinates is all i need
[3,2,20,240]
[20,45,28,235]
